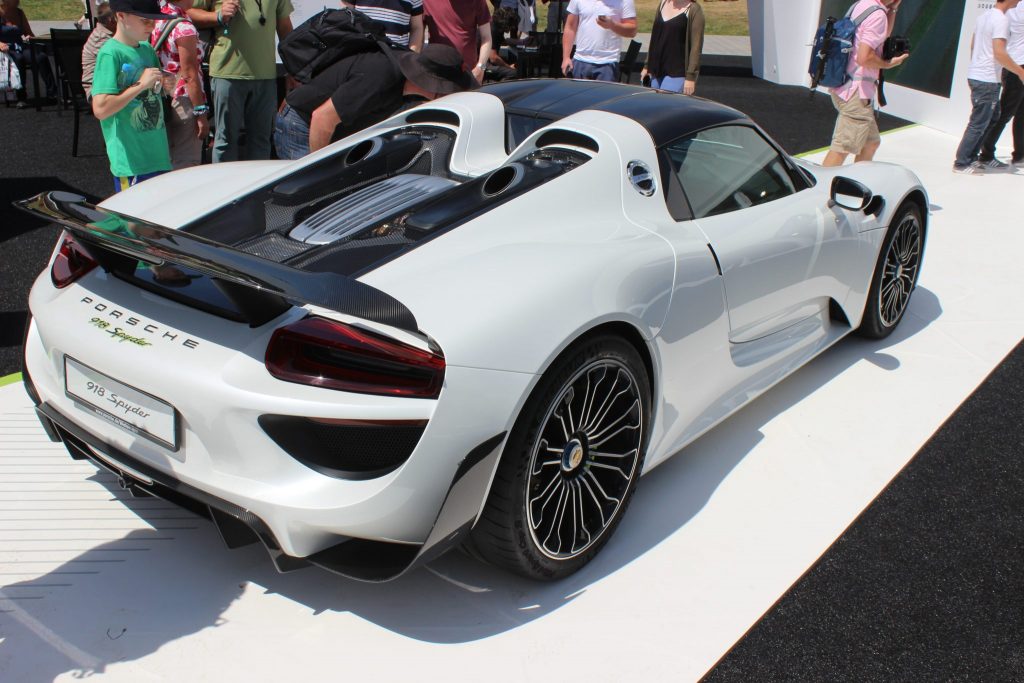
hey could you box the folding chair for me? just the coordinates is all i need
[49,29,91,156]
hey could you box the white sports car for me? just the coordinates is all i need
[19,79,927,581]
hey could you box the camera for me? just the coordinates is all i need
[882,36,911,61]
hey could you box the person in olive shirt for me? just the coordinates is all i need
[91,0,172,192]
[188,0,293,161]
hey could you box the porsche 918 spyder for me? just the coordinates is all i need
[18,79,928,581]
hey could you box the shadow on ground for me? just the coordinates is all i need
[0,288,941,680]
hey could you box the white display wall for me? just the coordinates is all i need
[747,0,990,136]
[292,0,332,25]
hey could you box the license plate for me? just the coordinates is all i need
[64,356,179,451]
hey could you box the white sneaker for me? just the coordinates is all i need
[979,158,1011,171]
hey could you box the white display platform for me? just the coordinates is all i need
[2,126,1023,682]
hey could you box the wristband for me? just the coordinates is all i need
[192,104,210,115]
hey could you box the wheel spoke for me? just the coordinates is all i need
[587,398,640,443]
[588,460,632,479]
[585,383,632,435]
[579,366,608,432]
[562,386,577,434]
[580,476,608,528]
[591,448,639,460]
[583,370,626,433]
[529,470,562,515]
[545,484,570,554]
[585,469,620,507]
[555,409,571,442]
[567,482,579,554]
[589,421,641,449]
[573,481,591,553]
[533,439,561,476]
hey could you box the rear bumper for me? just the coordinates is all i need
[34,399,505,582]
[24,274,534,551]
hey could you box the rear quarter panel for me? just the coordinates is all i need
[359,113,679,376]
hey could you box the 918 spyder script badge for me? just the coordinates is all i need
[89,318,152,346]
[81,296,200,349]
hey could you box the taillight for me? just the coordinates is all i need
[266,316,445,398]
[51,231,98,289]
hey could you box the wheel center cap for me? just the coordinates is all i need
[896,264,904,279]
[561,439,585,473]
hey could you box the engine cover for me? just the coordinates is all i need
[288,174,459,245]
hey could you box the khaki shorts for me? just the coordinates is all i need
[829,92,881,155]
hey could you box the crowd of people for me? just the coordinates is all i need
[953,0,1024,174]
[12,0,1022,191]
[822,0,1024,173]
[69,0,708,190]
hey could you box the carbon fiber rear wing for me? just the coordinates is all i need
[15,191,418,332]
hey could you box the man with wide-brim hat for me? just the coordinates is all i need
[276,42,478,159]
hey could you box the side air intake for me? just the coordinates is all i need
[405,109,460,127]
[536,129,599,153]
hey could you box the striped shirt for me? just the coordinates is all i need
[354,0,423,47]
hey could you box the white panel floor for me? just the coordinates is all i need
[2,126,1023,682]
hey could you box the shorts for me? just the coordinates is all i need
[829,92,881,155]
[113,171,165,193]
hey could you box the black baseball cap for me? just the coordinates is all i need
[109,0,167,20]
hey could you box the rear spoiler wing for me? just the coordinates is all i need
[15,191,419,332]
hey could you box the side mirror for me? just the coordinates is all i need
[830,176,873,211]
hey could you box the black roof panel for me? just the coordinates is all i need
[478,79,750,146]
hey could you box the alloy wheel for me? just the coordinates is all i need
[878,212,922,327]
[526,359,644,560]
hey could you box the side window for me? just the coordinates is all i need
[664,126,798,219]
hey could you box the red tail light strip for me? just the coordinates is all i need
[51,231,99,289]
[266,316,445,399]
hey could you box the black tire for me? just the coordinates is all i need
[857,202,924,339]
[471,335,651,580]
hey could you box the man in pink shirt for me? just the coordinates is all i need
[822,0,909,167]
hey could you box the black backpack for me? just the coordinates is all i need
[278,8,400,84]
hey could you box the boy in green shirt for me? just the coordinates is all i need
[91,0,172,193]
